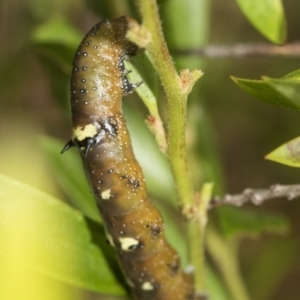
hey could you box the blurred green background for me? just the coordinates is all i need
[1,0,300,299]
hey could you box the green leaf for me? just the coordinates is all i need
[31,17,82,110]
[0,173,126,296]
[231,71,300,111]
[262,77,300,108]
[31,16,80,74]
[32,45,72,110]
[85,0,135,19]
[235,0,286,44]
[31,16,82,48]
[125,53,168,152]
[266,136,300,167]
[126,52,160,119]
[282,68,300,80]
[218,206,289,238]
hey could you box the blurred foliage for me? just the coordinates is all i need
[0,174,126,296]
[1,0,300,299]
[244,237,299,300]
[232,69,300,111]
[218,206,289,239]
[234,0,286,44]
[266,136,300,167]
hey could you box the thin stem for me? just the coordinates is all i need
[186,183,213,293]
[173,42,300,58]
[206,228,251,300]
[210,183,300,208]
[136,0,194,209]
[187,219,205,290]
[135,0,205,294]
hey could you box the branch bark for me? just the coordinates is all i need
[174,42,300,58]
[210,183,300,208]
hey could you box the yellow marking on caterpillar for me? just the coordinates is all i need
[142,282,154,291]
[73,124,97,141]
[101,189,111,200]
[119,237,139,252]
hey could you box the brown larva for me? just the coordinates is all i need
[62,16,197,300]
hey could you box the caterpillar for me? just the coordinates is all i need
[62,16,198,300]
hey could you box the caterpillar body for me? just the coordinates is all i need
[62,16,197,300]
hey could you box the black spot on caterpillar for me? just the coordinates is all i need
[62,16,199,300]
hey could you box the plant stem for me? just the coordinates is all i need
[136,0,194,210]
[184,182,212,293]
[135,0,205,294]
[206,228,251,300]
[187,219,206,290]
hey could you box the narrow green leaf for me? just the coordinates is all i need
[85,0,134,19]
[282,69,300,80]
[33,49,71,110]
[231,71,300,111]
[125,52,160,119]
[218,206,289,238]
[263,76,300,109]
[0,173,126,296]
[125,53,168,152]
[31,17,82,110]
[31,16,81,73]
[31,16,82,48]
[235,0,286,44]
[266,136,300,167]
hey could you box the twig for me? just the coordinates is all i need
[173,42,300,58]
[210,183,300,208]
[136,0,205,294]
